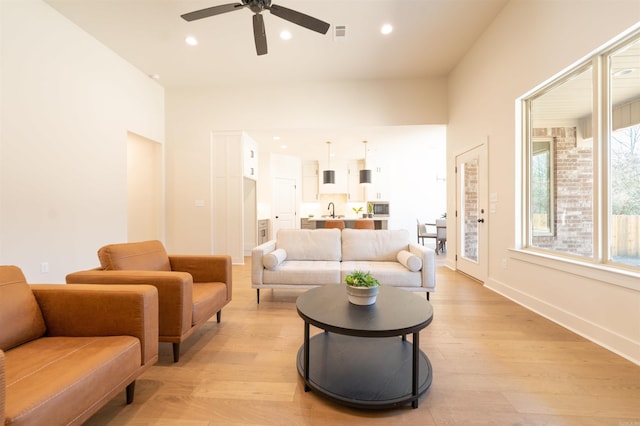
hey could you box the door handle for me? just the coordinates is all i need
[477,218,485,223]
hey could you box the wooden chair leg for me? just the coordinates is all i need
[256,289,260,304]
[172,343,180,363]
[126,381,135,404]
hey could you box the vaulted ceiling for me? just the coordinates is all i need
[44,0,509,159]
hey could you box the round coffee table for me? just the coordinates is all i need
[296,285,433,409]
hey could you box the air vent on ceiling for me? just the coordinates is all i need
[334,25,347,41]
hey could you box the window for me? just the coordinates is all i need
[531,138,554,236]
[526,65,594,258]
[522,28,640,270]
[609,36,640,267]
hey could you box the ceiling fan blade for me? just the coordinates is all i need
[269,4,330,34]
[181,3,244,22]
[253,14,268,56]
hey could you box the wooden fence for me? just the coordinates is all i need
[611,215,640,257]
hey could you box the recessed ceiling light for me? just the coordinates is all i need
[273,136,281,140]
[280,145,288,149]
[381,24,393,35]
[280,30,292,41]
[185,36,198,46]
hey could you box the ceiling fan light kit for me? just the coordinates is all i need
[181,0,331,56]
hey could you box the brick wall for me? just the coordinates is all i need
[531,127,593,257]
[463,159,478,260]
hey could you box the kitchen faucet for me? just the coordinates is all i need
[327,202,335,218]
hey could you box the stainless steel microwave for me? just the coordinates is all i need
[367,201,390,217]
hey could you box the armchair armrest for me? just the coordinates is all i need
[251,240,277,286]
[169,254,232,302]
[409,244,436,290]
[65,271,193,337]
[1,350,5,425]
[30,284,158,366]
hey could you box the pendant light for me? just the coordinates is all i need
[323,141,335,184]
[359,140,372,184]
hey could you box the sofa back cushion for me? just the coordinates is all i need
[98,240,171,271]
[276,229,342,261]
[0,266,46,351]
[342,229,410,261]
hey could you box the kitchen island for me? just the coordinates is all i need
[301,217,389,230]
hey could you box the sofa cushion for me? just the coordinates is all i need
[276,229,341,261]
[98,240,171,271]
[397,250,422,272]
[263,248,287,270]
[0,266,46,351]
[341,261,423,288]
[341,229,410,261]
[263,261,341,285]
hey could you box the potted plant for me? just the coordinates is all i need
[344,270,380,305]
[367,203,374,218]
[352,206,363,218]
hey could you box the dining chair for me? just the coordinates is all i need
[416,218,437,250]
[325,220,345,230]
[436,218,447,254]
[354,220,375,229]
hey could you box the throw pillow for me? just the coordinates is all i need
[263,248,287,270]
[397,250,422,272]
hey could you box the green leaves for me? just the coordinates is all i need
[345,270,380,287]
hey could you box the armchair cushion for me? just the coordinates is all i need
[0,266,46,351]
[98,240,171,271]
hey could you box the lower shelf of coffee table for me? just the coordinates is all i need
[296,332,432,409]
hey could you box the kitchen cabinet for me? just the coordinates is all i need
[212,131,257,263]
[365,162,390,201]
[243,137,258,180]
[347,160,365,201]
[300,218,315,229]
[302,161,319,201]
[258,219,269,244]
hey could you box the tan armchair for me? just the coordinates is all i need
[1,265,158,425]
[66,240,232,362]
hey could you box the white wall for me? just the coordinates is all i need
[447,0,640,363]
[165,79,447,253]
[0,0,165,282]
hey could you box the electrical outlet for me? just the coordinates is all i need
[41,262,49,273]
[501,258,508,270]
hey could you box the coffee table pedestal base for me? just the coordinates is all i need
[296,333,432,409]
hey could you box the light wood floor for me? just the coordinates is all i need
[86,258,640,425]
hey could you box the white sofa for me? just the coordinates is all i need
[251,228,436,303]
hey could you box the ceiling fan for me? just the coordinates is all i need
[181,0,331,56]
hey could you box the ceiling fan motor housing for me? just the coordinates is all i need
[244,0,272,13]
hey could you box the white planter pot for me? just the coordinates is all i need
[346,285,379,305]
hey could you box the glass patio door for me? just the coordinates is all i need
[456,144,488,282]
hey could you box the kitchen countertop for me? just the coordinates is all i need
[306,217,388,221]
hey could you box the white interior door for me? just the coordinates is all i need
[272,177,296,236]
[456,143,488,282]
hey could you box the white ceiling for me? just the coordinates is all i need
[44,0,509,159]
